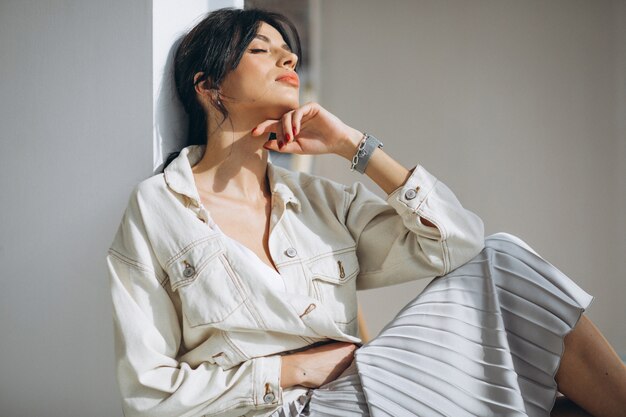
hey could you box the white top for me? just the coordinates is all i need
[208,218,312,412]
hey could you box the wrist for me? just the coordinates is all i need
[336,128,365,160]
[349,132,384,174]
[279,353,306,388]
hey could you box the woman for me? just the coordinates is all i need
[107,7,626,417]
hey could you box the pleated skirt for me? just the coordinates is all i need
[268,232,594,417]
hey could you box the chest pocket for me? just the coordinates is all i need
[166,239,248,327]
[306,248,360,327]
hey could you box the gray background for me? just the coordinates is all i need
[313,0,626,358]
[0,1,624,416]
[0,0,152,415]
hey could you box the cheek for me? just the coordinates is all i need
[227,61,267,94]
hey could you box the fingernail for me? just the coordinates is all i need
[292,127,297,136]
[278,140,284,149]
[285,133,290,142]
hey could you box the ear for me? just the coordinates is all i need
[193,72,212,97]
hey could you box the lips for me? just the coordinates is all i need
[276,72,300,87]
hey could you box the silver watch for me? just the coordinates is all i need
[350,133,384,174]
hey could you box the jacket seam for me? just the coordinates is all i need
[220,254,268,329]
[165,234,221,268]
[340,185,356,238]
[223,331,249,362]
[342,185,350,217]
[252,355,257,406]
[199,398,255,417]
[273,258,301,268]
[441,238,451,275]
[305,245,357,263]
[108,248,152,271]
[416,179,449,242]
[414,178,439,213]
[295,176,316,191]
[107,249,168,286]
[327,312,358,326]
[357,256,439,278]
[243,299,268,330]
[340,184,371,249]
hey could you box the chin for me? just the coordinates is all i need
[266,99,300,118]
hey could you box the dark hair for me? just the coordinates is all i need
[162,7,302,171]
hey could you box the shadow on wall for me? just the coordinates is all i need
[154,35,188,174]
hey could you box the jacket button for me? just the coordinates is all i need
[404,189,417,200]
[182,264,195,278]
[285,247,297,258]
[263,392,276,403]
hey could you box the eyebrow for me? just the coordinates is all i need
[253,34,292,52]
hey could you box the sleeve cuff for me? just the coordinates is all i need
[252,355,283,408]
[386,164,438,215]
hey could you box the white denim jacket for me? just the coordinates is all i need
[107,144,485,417]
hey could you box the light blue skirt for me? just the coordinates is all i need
[269,233,594,417]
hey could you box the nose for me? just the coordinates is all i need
[279,50,298,70]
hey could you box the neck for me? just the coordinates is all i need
[191,125,272,202]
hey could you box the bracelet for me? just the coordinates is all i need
[350,132,384,174]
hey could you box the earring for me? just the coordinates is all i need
[212,89,222,107]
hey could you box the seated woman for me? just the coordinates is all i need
[106,7,626,417]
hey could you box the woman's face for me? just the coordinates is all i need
[219,22,300,120]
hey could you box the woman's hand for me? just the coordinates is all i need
[280,341,358,389]
[251,102,362,158]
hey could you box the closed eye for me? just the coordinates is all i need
[250,48,269,53]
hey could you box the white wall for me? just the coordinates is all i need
[314,0,626,355]
[152,0,244,172]
[0,1,246,415]
[0,1,143,415]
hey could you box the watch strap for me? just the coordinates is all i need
[353,133,383,174]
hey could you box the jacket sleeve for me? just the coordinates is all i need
[343,164,485,290]
[107,196,283,417]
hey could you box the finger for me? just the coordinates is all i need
[262,129,285,151]
[252,119,280,137]
[292,102,317,136]
[281,111,294,149]
[273,134,294,152]
[266,132,301,154]
[291,107,302,137]
[292,103,312,136]
[262,139,280,152]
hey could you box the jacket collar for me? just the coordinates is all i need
[163,145,301,211]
